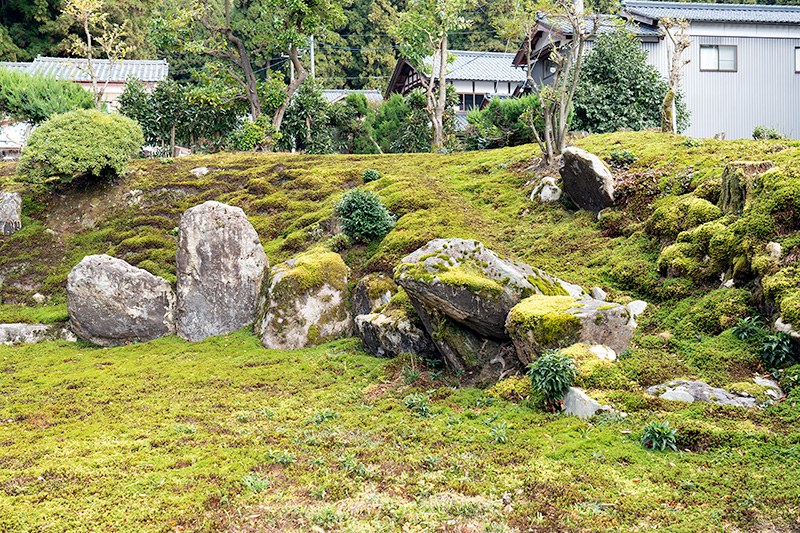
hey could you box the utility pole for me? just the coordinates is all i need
[310,35,315,79]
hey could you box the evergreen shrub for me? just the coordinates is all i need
[334,189,396,242]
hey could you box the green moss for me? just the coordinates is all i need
[647,195,723,238]
[507,295,581,346]
[527,275,569,296]
[437,263,503,296]
[273,248,349,294]
[486,375,532,401]
[727,381,771,402]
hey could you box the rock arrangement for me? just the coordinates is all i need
[0,192,22,235]
[176,201,269,342]
[647,377,783,409]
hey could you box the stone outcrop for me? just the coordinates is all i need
[647,377,783,409]
[560,147,615,212]
[0,323,76,345]
[355,312,436,359]
[256,249,350,350]
[176,201,269,342]
[719,161,774,215]
[505,295,635,364]
[352,273,397,316]
[0,192,22,235]
[67,254,176,346]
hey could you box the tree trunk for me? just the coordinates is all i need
[431,34,448,152]
[170,124,176,157]
[273,45,308,134]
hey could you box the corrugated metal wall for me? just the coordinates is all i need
[641,34,800,139]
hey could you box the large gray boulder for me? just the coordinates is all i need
[355,312,436,359]
[505,295,635,365]
[395,238,583,340]
[256,249,350,350]
[176,201,269,341]
[560,147,615,212]
[0,192,22,235]
[67,254,176,346]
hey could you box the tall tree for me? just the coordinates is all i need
[660,16,691,134]
[150,0,343,134]
[393,0,471,151]
[498,0,598,164]
[64,0,132,108]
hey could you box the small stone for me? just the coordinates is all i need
[588,344,617,361]
[660,389,695,403]
[766,242,782,261]
[627,300,648,319]
[591,287,607,300]
[531,177,562,203]
[32,293,46,304]
[560,147,615,212]
[0,192,22,235]
[561,387,613,419]
[189,167,210,177]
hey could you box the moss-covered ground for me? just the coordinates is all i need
[2,132,800,531]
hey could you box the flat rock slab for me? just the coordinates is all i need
[647,378,783,409]
[560,147,615,212]
[177,201,269,342]
[0,323,76,344]
[355,312,436,359]
[67,254,176,346]
[0,192,22,235]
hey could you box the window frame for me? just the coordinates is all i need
[796,46,800,73]
[699,44,738,72]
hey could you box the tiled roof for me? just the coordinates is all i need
[623,1,800,24]
[538,13,662,37]
[425,51,527,82]
[0,56,169,82]
[321,89,384,103]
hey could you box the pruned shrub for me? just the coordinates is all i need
[16,109,144,185]
[334,189,396,242]
[362,168,380,182]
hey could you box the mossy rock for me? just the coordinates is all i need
[505,296,635,364]
[256,248,351,350]
[719,161,774,215]
[647,195,723,238]
[352,272,398,316]
[395,238,582,340]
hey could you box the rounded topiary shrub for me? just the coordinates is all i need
[16,108,144,185]
[334,188,396,242]
[362,168,380,182]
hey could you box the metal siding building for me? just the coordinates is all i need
[623,2,800,139]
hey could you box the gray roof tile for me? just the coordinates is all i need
[623,1,800,24]
[425,51,527,82]
[0,56,169,82]
[539,14,662,37]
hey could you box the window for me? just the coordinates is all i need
[700,45,737,71]
[796,47,800,73]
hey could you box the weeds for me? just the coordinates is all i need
[640,420,678,451]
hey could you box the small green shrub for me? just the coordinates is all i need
[640,420,678,451]
[732,316,765,341]
[362,168,380,182]
[682,138,702,147]
[328,233,352,252]
[227,115,280,151]
[761,332,798,369]
[752,125,783,140]
[16,109,144,185]
[403,393,431,417]
[778,364,800,392]
[334,188,396,242]
[241,472,272,492]
[609,148,637,167]
[527,350,577,412]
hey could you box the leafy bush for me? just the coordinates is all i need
[527,350,577,412]
[227,115,279,152]
[464,94,544,150]
[276,80,333,154]
[640,420,678,451]
[761,332,798,369]
[16,109,144,185]
[0,68,94,124]
[732,316,765,341]
[572,29,689,134]
[362,168,380,182]
[752,125,783,140]
[609,148,637,167]
[334,189,396,242]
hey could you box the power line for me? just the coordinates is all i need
[316,41,400,51]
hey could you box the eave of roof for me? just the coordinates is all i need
[622,1,800,25]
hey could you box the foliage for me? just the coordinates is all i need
[683,137,702,147]
[227,115,280,152]
[403,393,431,417]
[391,86,460,153]
[732,316,764,341]
[761,332,798,369]
[362,168,381,182]
[16,108,143,185]
[370,93,410,154]
[334,188,396,242]
[527,350,577,412]
[640,420,678,451]
[392,0,471,151]
[276,80,333,154]
[329,94,380,154]
[752,125,784,140]
[0,68,94,125]
[465,94,544,150]
[609,148,637,167]
[572,29,689,134]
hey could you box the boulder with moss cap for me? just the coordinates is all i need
[395,238,583,340]
[352,273,397,316]
[176,201,269,342]
[68,254,176,346]
[505,295,635,364]
[256,248,351,350]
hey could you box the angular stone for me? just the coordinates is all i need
[562,387,613,419]
[67,254,176,346]
[355,312,436,359]
[176,201,269,342]
[505,295,635,365]
[766,242,782,261]
[560,147,615,212]
[591,286,607,300]
[395,238,583,340]
[352,273,397,316]
[531,176,562,203]
[719,161,773,215]
[256,249,350,350]
[0,192,22,235]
